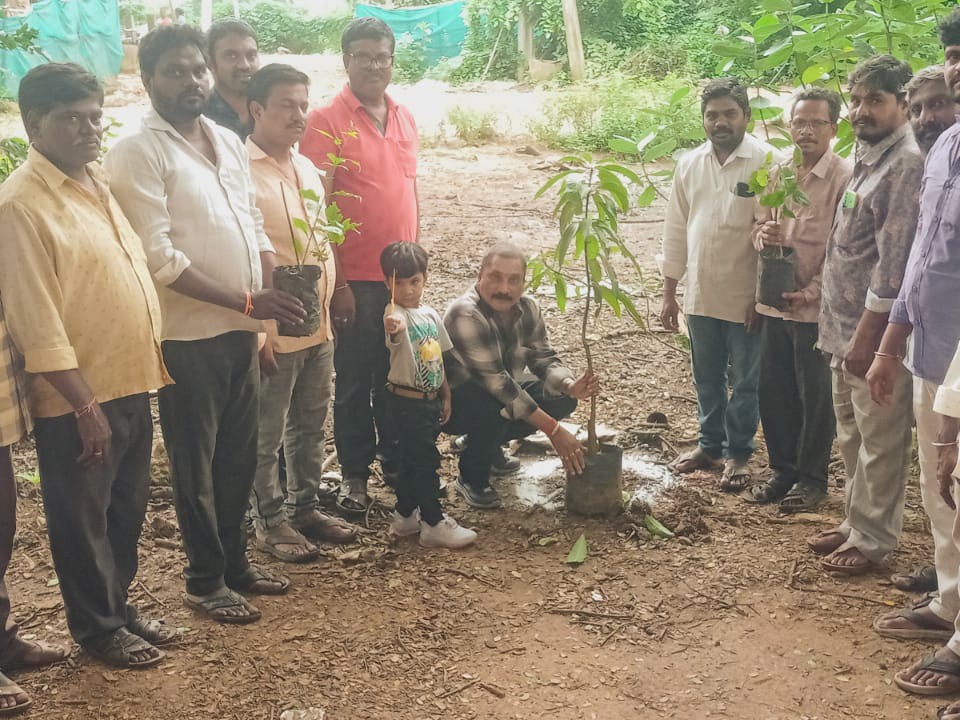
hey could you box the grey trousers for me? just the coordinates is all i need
[832,365,913,562]
[33,394,152,644]
[159,331,259,596]
[251,342,333,530]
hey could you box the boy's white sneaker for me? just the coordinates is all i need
[390,509,421,537]
[419,515,477,549]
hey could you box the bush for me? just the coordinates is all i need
[393,30,430,83]
[205,1,350,54]
[531,74,702,151]
[447,105,497,144]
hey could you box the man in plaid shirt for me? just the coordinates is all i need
[0,301,69,714]
[443,243,600,509]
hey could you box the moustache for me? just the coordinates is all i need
[492,293,513,301]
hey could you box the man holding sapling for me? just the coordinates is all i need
[867,65,958,598]
[203,18,259,140]
[106,26,304,623]
[443,243,598,509]
[245,63,358,563]
[660,78,778,492]
[301,18,420,515]
[742,88,852,514]
[807,55,923,577]
[867,18,960,696]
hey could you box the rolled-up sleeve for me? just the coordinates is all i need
[105,138,191,286]
[865,157,922,314]
[0,203,78,373]
[661,161,690,281]
[445,306,537,420]
[936,341,960,418]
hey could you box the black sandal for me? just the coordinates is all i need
[778,484,827,513]
[83,627,164,669]
[741,477,793,504]
[183,588,261,624]
[228,564,291,596]
[127,608,179,646]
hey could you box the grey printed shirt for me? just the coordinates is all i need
[818,123,924,359]
[443,287,574,420]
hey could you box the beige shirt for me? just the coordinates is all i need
[105,109,271,341]
[0,148,170,418]
[662,133,780,324]
[753,151,853,323]
[246,138,335,353]
[936,340,960,420]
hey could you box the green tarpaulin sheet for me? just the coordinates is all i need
[0,0,122,98]
[355,1,466,66]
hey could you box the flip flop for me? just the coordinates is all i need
[821,546,875,575]
[806,529,846,556]
[895,652,960,696]
[228,564,291,596]
[938,704,960,719]
[336,476,371,516]
[873,596,954,641]
[0,673,30,716]
[82,627,164,669]
[255,524,321,563]
[183,588,261,625]
[892,566,939,593]
[669,447,722,474]
[0,639,70,672]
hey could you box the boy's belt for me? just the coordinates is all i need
[386,382,438,401]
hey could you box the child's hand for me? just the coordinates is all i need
[384,312,406,336]
[440,394,452,425]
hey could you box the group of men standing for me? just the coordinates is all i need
[663,8,960,712]
[0,14,595,712]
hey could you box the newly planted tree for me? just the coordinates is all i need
[530,153,644,515]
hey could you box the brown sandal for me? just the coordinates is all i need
[0,673,29,716]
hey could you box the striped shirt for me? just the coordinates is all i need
[0,297,30,446]
[443,287,573,420]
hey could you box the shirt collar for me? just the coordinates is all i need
[245,137,269,161]
[144,107,223,144]
[806,149,836,179]
[26,144,105,190]
[857,122,909,167]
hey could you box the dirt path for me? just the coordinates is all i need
[2,114,943,720]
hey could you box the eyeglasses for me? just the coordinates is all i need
[347,52,395,70]
[789,119,833,131]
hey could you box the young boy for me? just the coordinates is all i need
[380,243,477,549]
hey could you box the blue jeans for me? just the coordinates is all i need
[686,314,761,461]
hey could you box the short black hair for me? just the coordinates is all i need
[207,18,258,59]
[248,63,309,109]
[791,86,842,124]
[380,242,428,279]
[18,62,103,126]
[939,7,960,48]
[138,25,207,77]
[480,242,527,275]
[848,54,912,99]
[341,17,395,54]
[701,77,749,115]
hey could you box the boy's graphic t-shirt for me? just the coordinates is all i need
[385,304,453,392]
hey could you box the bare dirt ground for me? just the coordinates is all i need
[0,61,943,720]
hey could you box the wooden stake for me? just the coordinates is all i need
[561,0,586,82]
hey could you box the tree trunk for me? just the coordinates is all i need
[518,10,534,78]
[561,0,585,82]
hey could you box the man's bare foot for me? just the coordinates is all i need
[821,545,873,575]
[806,529,846,555]
[895,647,960,696]
[669,447,721,474]
[940,700,960,719]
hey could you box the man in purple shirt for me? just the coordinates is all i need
[867,10,960,698]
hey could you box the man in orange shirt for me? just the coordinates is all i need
[301,17,419,514]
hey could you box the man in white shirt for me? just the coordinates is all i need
[660,78,775,491]
[106,26,305,625]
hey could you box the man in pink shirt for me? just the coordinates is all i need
[301,17,419,514]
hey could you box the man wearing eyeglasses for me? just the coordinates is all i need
[742,88,852,515]
[300,17,418,515]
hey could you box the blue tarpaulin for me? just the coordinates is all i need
[355,1,466,66]
[0,0,122,98]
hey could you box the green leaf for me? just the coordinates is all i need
[555,276,567,312]
[538,536,560,546]
[645,515,675,538]
[291,218,309,233]
[608,136,639,155]
[601,163,642,186]
[801,63,829,84]
[711,39,754,58]
[669,86,692,104]
[565,533,588,565]
[637,184,657,208]
[643,138,677,163]
[535,170,574,199]
[300,188,321,203]
[768,136,794,149]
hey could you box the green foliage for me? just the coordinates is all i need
[533,75,702,152]
[205,1,350,54]
[447,105,498,144]
[451,0,520,82]
[0,138,28,184]
[393,27,431,84]
[0,24,40,54]
[749,149,809,219]
[530,154,646,453]
[119,0,147,25]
